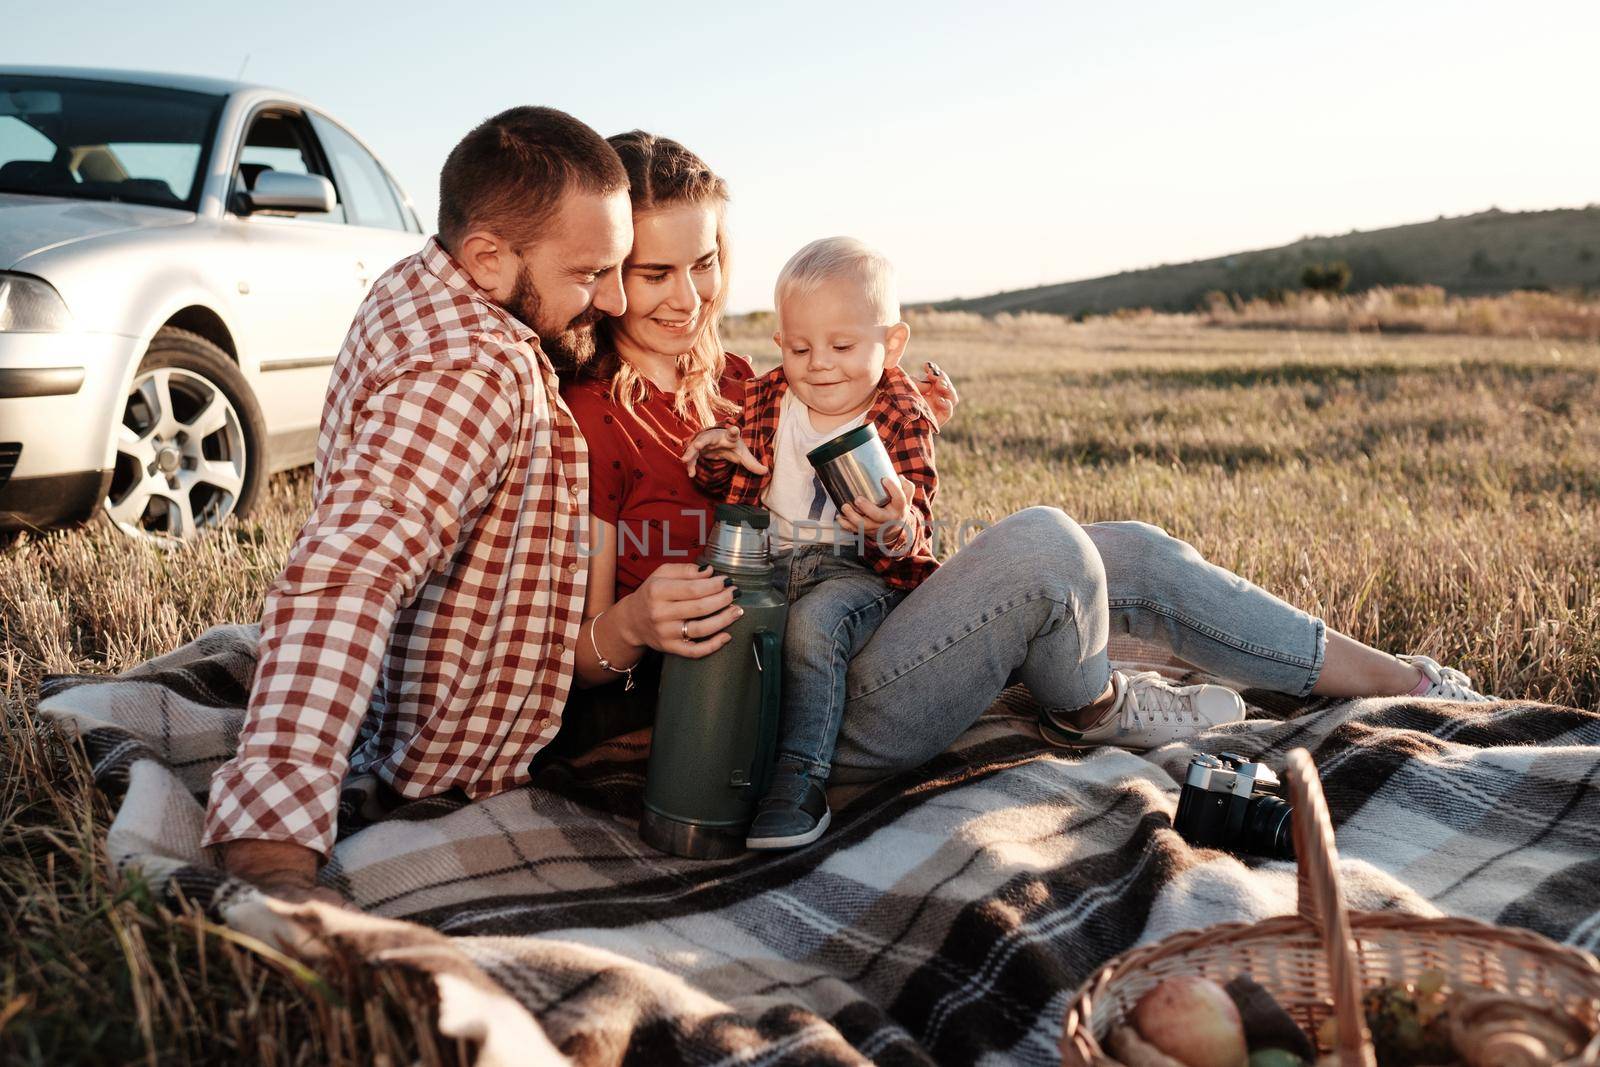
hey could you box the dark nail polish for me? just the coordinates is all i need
[723,576,735,587]
[731,588,742,600]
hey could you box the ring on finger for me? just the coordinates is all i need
[681,619,691,641]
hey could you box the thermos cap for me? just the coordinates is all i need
[714,502,770,530]
[705,505,774,571]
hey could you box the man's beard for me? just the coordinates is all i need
[507,261,604,374]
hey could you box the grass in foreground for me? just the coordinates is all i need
[5,322,1599,1062]
[1,477,469,1066]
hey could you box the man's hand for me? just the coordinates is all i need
[223,839,348,907]
[682,425,768,478]
[837,475,916,553]
[916,361,959,429]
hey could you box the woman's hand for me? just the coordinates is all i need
[837,476,916,553]
[682,425,769,478]
[915,361,959,429]
[615,563,742,658]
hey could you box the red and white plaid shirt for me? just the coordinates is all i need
[203,238,588,857]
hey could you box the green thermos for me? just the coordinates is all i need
[640,504,787,859]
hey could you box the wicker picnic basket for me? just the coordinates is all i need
[1060,748,1600,1067]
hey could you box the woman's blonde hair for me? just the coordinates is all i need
[590,131,738,428]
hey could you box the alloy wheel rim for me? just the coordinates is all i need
[105,367,248,544]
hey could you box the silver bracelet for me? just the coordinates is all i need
[588,608,636,691]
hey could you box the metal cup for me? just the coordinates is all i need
[807,423,895,510]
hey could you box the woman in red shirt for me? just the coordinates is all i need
[560,131,750,693]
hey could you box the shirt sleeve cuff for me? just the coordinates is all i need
[203,757,345,858]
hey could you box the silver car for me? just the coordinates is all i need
[0,66,425,542]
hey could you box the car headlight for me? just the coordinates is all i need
[0,273,73,332]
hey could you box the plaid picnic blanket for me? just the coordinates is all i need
[37,624,1600,1066]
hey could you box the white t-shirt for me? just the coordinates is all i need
[762,388,869,549]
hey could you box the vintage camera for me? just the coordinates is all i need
[1173,753,1295,860]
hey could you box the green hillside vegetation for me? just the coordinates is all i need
[936,206,1600,318]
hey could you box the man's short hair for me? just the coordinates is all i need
[437,106,628,253]
[774,236,900,324]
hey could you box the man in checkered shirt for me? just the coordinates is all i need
[202,107,643,902]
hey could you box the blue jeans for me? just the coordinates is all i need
[768,545,906,781]
[829,507,1327,784]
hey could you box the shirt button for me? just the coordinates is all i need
[566,562,579,574]
[553,641,566,654]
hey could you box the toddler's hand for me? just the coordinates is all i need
[682,425,769,478]
[838,475,916,552]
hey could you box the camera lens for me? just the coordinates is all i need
[1242,795,1295,860]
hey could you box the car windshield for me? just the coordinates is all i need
[0,75,223,210]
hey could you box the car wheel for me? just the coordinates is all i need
[104,328,267,545]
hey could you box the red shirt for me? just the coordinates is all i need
[563,354,754,598]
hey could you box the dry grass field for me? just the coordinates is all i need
[5,316,1599,1063]
[1202,285,1600,342]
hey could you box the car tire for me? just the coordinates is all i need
[103,328,268,544]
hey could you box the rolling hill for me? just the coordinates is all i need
[934,206,1600,318]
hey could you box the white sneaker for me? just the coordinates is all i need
[1038,670,1247,751]
[1397,654,1494,702]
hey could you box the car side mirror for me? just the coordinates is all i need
[236,172,336,215]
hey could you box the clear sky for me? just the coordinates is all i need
[5,0,1596,311]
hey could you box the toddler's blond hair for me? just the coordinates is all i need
[774,237,900,325]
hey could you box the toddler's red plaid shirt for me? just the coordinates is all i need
[203,239,588,857]
[694,364,939,590]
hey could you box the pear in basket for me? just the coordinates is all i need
[1132,976,1249,1067]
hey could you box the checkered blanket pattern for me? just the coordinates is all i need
[37,624,1600,1066]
